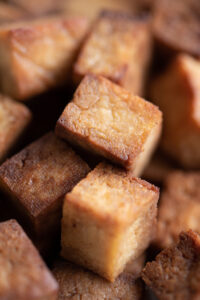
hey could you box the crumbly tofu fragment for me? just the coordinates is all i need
[0,15,88,100]
[142,230,200,300]
[151,54,200,168]
[74,10,151,95]
[0,94,31,162]
[52,255,144,300]
[56,74,162,176]
[0,132,90,255]
[153,0,200,57]
[61,162,159,282]
[0,219,58,300]
[0,2,27,24]
[154,171,200,249]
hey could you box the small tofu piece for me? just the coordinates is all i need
[61,162,159,282]
[142,230,200,300]
[0,15,88,100]
[74,10,151,95]
[0,219,58,300]
[154,171,200,249]
[0,132,90,255]
[52,256,144,300]
[0,2,27,24]
[151,54,200,168]
[153,0,200,57]
[56,74,162,176]
[0,94,31,162]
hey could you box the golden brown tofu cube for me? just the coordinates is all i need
[52,256,144,300]
[0,132,90,255]
[74,10,151,95]
[151,54,200,168]
[56,74,162,176]
[0,2,27,24]
[61,162,159,282]
[154,171,200,250]
[0,94,31,162]
[0,219,58,300]
[142,230,200,300]
[153,0,200,57]
[0,15,88,100]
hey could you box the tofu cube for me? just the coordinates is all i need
[151,54,200,168]
[61,162,159,281]
[155,171,200,249]
[0,132,90,255]
[53,256,144,300]
[0,219,58,300]
[74,10,151,95]
[0,94,31,162]
[142,230,200,300]
[0,15,88,100]
[56,74,162,176]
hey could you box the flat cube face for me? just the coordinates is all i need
[56,74,162,175]
[61,162,159,281]
[142,230,200,300]
[74,11,151,95]
[0,132,90,253]
[0,94,31,161]
[155,171,200,249]
[153,0,200,57]
[53,258,143,300]
[151,55,200,168]
[0,16,88,100]
[0,220,58,300]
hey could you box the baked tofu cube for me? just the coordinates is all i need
[0,2,27,24]
[0,94,31,162]
[154,171,200,249]
[52,256,144,300]
[151,54,200,168]
[0,132,90,255]
[74,10,151,95]
[142,230,200,300]
[61,162,159,282]
[0,219,58,300]
[153,0,200,57]
[0,15,88,100]
[56,74,162,176]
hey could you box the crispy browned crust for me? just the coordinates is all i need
[61,162,159,281]
[154,171,200,249]
[0,219,58,300]
[53,256,144,300]
[153,0,200,56]
[142,230,200,300]
[151,54,200,168]
[0,94,31,162]
[0,15,89,100]
[0,132,90,254]
[56,74,162,175]
[74,10,151,95]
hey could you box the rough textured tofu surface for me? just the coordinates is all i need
[56,74,162,176]
[52,255,144,300]
[142,230,200,300]
[61,162,159,282]
[0,2,27,24]
[153,0,200,56]
[154,171,200,249]
[0,15,88,100]
[0,219,58,300]
[74,10,151,95]
[0,132,90,254]
[0,94,31,162]
[151,54,200,168]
